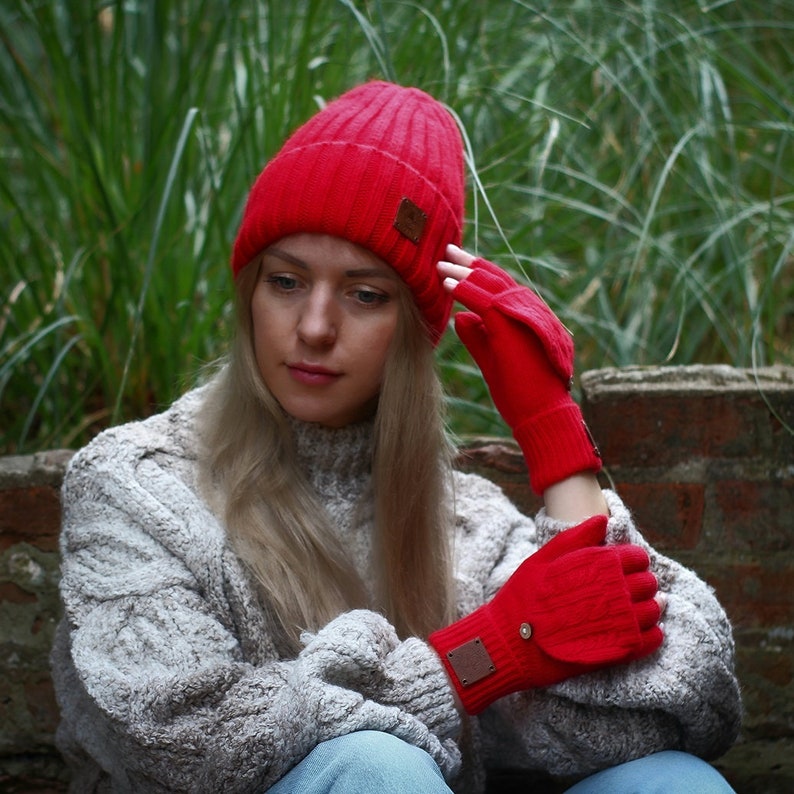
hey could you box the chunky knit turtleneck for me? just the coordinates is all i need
[290,416,374,503]
[289,416,377,592]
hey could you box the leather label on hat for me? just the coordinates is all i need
[394,197,427,244]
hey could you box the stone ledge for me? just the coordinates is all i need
[0,451,74,490]
[582,364,794,396]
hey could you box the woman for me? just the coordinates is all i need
[51,81,740,793]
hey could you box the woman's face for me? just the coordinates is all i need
[250,233,402,427]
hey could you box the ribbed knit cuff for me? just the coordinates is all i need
[513,402,602,495]
[428,605,527,715]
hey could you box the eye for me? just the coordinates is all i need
[353,288,389,306]
[266,274,300,292]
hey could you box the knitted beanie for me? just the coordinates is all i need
[231,81,465,343]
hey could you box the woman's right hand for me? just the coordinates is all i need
[300,610,462,740]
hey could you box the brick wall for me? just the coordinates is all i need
[0,449,71,791]
[1,365,792,792]
[456,365,794,793]
[579,365,794,792]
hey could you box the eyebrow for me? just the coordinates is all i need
[264,247,308,269]
[264,246,397,280]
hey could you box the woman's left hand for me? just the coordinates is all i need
[436,244,600,495]
[438,244,575,382]
[437,242,476,289]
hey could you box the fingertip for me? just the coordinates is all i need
[446,242,478,267]
[631,624,664,662]
[632,595,658,630]
[617,544,651,574]
[626,571,658,602]
[577,513,609,546]
[453,310,479,329]
[650,623,664,649]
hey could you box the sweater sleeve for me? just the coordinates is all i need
[52,431,461,793]
[451,475,741,777]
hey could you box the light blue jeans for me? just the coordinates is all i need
[267,730,736,793]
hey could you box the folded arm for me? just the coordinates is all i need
[450,479,741,774]
[54,441,461,792]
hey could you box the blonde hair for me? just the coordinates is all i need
[199,260,456,652]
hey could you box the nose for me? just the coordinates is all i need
[297,287,337,347]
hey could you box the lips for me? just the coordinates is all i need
[286,362,341,386]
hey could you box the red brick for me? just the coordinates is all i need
[455,441,526,474]
[765,391,794,462]
[696,558,794,629]
[586,394,765,468]
[455,442,542,517]
[24,677,60,735]
[609,481,704,550]
[0,487,61,552]
[713,479,794,552]
[0,581,38,604]
[735,633,794,737]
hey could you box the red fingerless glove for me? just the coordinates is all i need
[428,515,663,715]
[452,257,601,494]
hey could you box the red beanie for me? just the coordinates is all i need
[231,81,465,344]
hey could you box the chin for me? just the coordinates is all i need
[281,404,345,428]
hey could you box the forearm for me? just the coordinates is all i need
[299,611,462,738]
[58,601,463,790]
[484,579,739,773]
[543,471,608,522]
[483,689,681,776]
[58,465,461,789]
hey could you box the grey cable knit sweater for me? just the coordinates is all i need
[51,385,741,793]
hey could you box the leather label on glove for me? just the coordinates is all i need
[446,637,496,687]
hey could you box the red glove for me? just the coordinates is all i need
[452,257,601,494]
[428,515,663,715]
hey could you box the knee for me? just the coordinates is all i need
[323,730,435,772]
[567,750,735,794]
[319,730,447,790]
[647,751,735,793]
